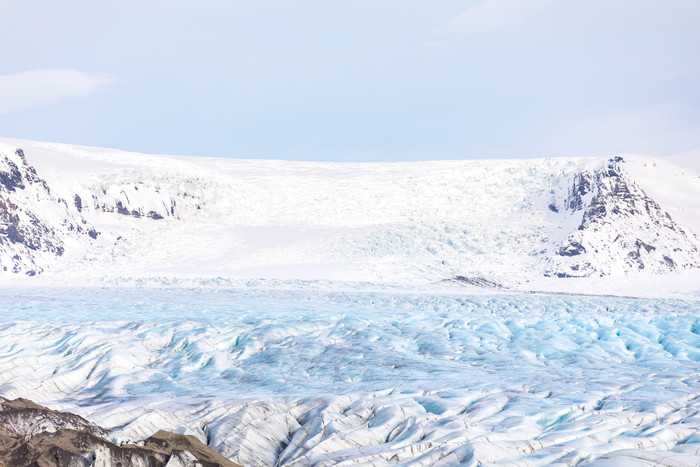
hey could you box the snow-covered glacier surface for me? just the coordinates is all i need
[1,287,699,466]
[3,137,700,292]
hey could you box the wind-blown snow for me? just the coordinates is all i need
[1,288,698,465]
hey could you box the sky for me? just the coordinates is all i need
[1,0,699,161]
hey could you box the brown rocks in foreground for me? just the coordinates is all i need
[0,397,239,467]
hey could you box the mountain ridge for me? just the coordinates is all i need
[1,137,699,289]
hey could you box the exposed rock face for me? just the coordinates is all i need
[1,146,206,276]
[0,149,97,275]
[546,157,700,277]
[444,276,505,288]
[0,398,107,439]
[0,397,239,467]
[83,181,201,220]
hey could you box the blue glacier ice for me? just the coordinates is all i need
[0,287,699,465]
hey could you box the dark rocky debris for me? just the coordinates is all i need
[114,200,130,216]
[557,241,586,257]
[0,398,107,439]
[566,172,592,211]
[90,189,197,220]
[0,397,239,467]
[0,158,24,192]
[445,276,505,289]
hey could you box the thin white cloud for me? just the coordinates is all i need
[0,69,115,115]
[436,0,557,36]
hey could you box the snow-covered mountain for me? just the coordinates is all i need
[0,148,101,275]
[545,156,700,278]
[1,137,699,289]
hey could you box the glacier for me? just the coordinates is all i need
[2,138,700,465]
[1,287,699,465]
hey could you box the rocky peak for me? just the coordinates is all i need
[0,151,25,192]
[545,157,700,277]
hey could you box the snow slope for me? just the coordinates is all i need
[2,137,700,292]
[666,149,700,172]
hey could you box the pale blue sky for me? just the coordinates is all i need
[1,0,698,161]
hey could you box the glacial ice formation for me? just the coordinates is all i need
[0,288,698,465]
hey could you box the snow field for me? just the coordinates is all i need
[1,137,594,282]
[0,288,699,465]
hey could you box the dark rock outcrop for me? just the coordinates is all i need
[444,276,505,288]
[0,398,107,439]
[0,157,24,192]
[85,183,201,221]
[0,397,239,467]
[566,171,593,212]
[74,194,82,212]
